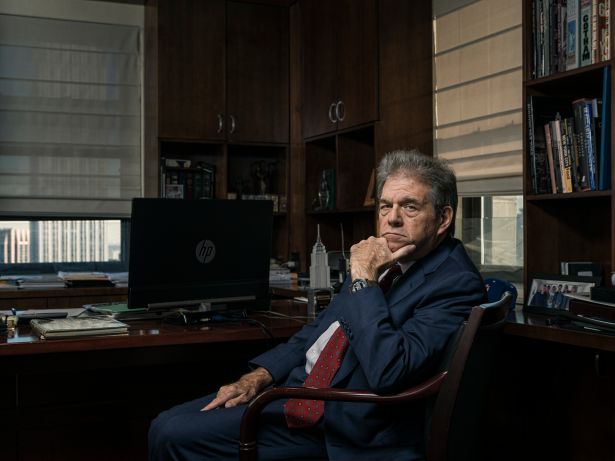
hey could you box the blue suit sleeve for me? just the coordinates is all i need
[336,268,484,394]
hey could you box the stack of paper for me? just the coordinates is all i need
[30,317,128,339]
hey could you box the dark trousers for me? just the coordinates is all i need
[148,392,328,461]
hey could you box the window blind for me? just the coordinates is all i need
[0,13,141,217]
[433,0,523,196]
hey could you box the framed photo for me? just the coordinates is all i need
[525,273,600,314]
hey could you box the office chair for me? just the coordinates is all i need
[484,277,518,307]
[239,291,513,461]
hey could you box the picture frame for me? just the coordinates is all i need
[524,273,601,314]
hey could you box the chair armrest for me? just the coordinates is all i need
[239,371,448,460]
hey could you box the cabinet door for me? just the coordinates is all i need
[226,2,289,144]
[157,0,226,140]
[301,0,339,139]
[336,0,378,132]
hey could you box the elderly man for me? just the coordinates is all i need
[149,149,486,461]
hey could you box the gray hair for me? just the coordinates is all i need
[376,149,457,236]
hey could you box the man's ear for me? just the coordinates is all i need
[436,206,453,236]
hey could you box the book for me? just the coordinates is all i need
[528,95,574,194]
[592,0,609,62]
[567,0,580,70]
[580,0,593,66]
[83,302,163,321]
[544,122,558,193]
[30,317,128,339]
[599,65,611,190]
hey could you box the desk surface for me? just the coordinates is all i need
[505,310,615,352]
[3,305,615,355]
[0,310,304,357]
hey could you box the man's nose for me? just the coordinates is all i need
[388,205,403,226]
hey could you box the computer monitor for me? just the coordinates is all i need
[127,198,272,314]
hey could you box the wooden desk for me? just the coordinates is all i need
[4,304,614,461]
[482,311,615,461]
[0,309,303,461]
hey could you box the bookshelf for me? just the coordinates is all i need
[303,126,376,262]
[523,0,613,290]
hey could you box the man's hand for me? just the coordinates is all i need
[350,236,415,281]
[201,367,273,411]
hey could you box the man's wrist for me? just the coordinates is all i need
[349,278,378,293]
[246,367,273,387]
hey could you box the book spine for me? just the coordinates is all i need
[604,0,611,60]
[590,0,609,62]
[599,66,611,190]
[560,117,575,192]
[551,119,565,192]
[573,100,591,190]
[580,0,593,66]
[550,0,558,73]
[592,0,600,62]
[528,98,539,193]
[544,123,558,193]
[545,0,552,75]
[582,101,598,190]
[567,0,580,70]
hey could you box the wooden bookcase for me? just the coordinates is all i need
[522,0,614,290]
[145,0,291,261]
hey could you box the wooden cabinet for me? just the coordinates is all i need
[522,0,614,289]
[226,2,289,144]
[289,0,433,269]
[301,0,378,139]
[146,0,291,260]
[154,0,289,144]
[156,0,226,141]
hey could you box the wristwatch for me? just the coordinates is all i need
[350,278,378,293]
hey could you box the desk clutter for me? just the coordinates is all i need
[30,316,128,340]
[0,308,129,340]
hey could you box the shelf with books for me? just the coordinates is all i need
[161,161,216,200]
[159,140,225,199]
[530,0,610,79]
[526,66,611,195]
[523,0,614,294]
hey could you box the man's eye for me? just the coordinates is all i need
[403,204,417,211]
[379,204,391,213]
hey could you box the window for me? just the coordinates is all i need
[0,1,143,273]
[0,218,128,274]
[456,196,523,279]
[433,0,523,283]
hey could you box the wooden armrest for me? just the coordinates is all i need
[239,370,448,458]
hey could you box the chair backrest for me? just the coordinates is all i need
[427,291,512,461]
[484,277,518,308]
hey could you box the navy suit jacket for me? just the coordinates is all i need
[250,237,485,460]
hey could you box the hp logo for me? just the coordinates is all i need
[196,240,216,264]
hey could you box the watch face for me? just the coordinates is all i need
[351,279,368,293]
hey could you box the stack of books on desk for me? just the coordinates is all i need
[30,317,128,339]
[16,274,65,289]
[57,271,114,288]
